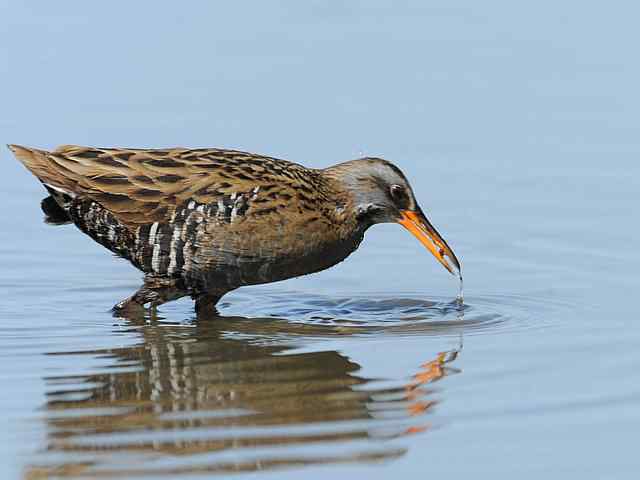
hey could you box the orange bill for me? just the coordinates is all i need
[398,209,461,276]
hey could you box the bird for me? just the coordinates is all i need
[8,144,461,314]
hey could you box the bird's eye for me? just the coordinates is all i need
[390,184,408,202]
[390,184,403,197]
[389,184,411,209]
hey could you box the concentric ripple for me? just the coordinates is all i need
[20,289,576,477]
[203,290,572,339]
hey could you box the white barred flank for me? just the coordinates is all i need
[151,243,162,272]
[167,223,184,276]
[148,222,159,246]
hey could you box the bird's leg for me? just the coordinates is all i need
[112,277,186,316]
[112,290,147,316]
[194,292,223,316]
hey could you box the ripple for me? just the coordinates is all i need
[15,289,577,477]
[27,315,456,478]
[208,290,573,339]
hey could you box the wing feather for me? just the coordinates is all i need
[9,144,311,228]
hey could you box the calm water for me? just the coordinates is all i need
[2,2,640,479]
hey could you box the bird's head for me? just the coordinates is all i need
[324,158,461,277]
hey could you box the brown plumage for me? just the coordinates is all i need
[8,144,461,314]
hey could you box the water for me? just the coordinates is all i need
[1,1,640,478]
[457,276,464,305]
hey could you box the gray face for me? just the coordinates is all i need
[325,157,461,277]
[331,158,419,225]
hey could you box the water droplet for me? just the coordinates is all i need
[456,274,464,306]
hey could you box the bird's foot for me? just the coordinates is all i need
[111,297,148,320]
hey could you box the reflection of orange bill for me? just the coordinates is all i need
[398,209,461,276]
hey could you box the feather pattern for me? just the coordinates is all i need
[9,143,451,314]
[9,144,363,305]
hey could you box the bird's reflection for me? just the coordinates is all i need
[27,307,463,478]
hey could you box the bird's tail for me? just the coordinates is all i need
[8,144,76,225]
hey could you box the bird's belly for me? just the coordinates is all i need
[241,239,361,286]
[191,233,364,290]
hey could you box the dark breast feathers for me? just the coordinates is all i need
[10,145,361,294]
